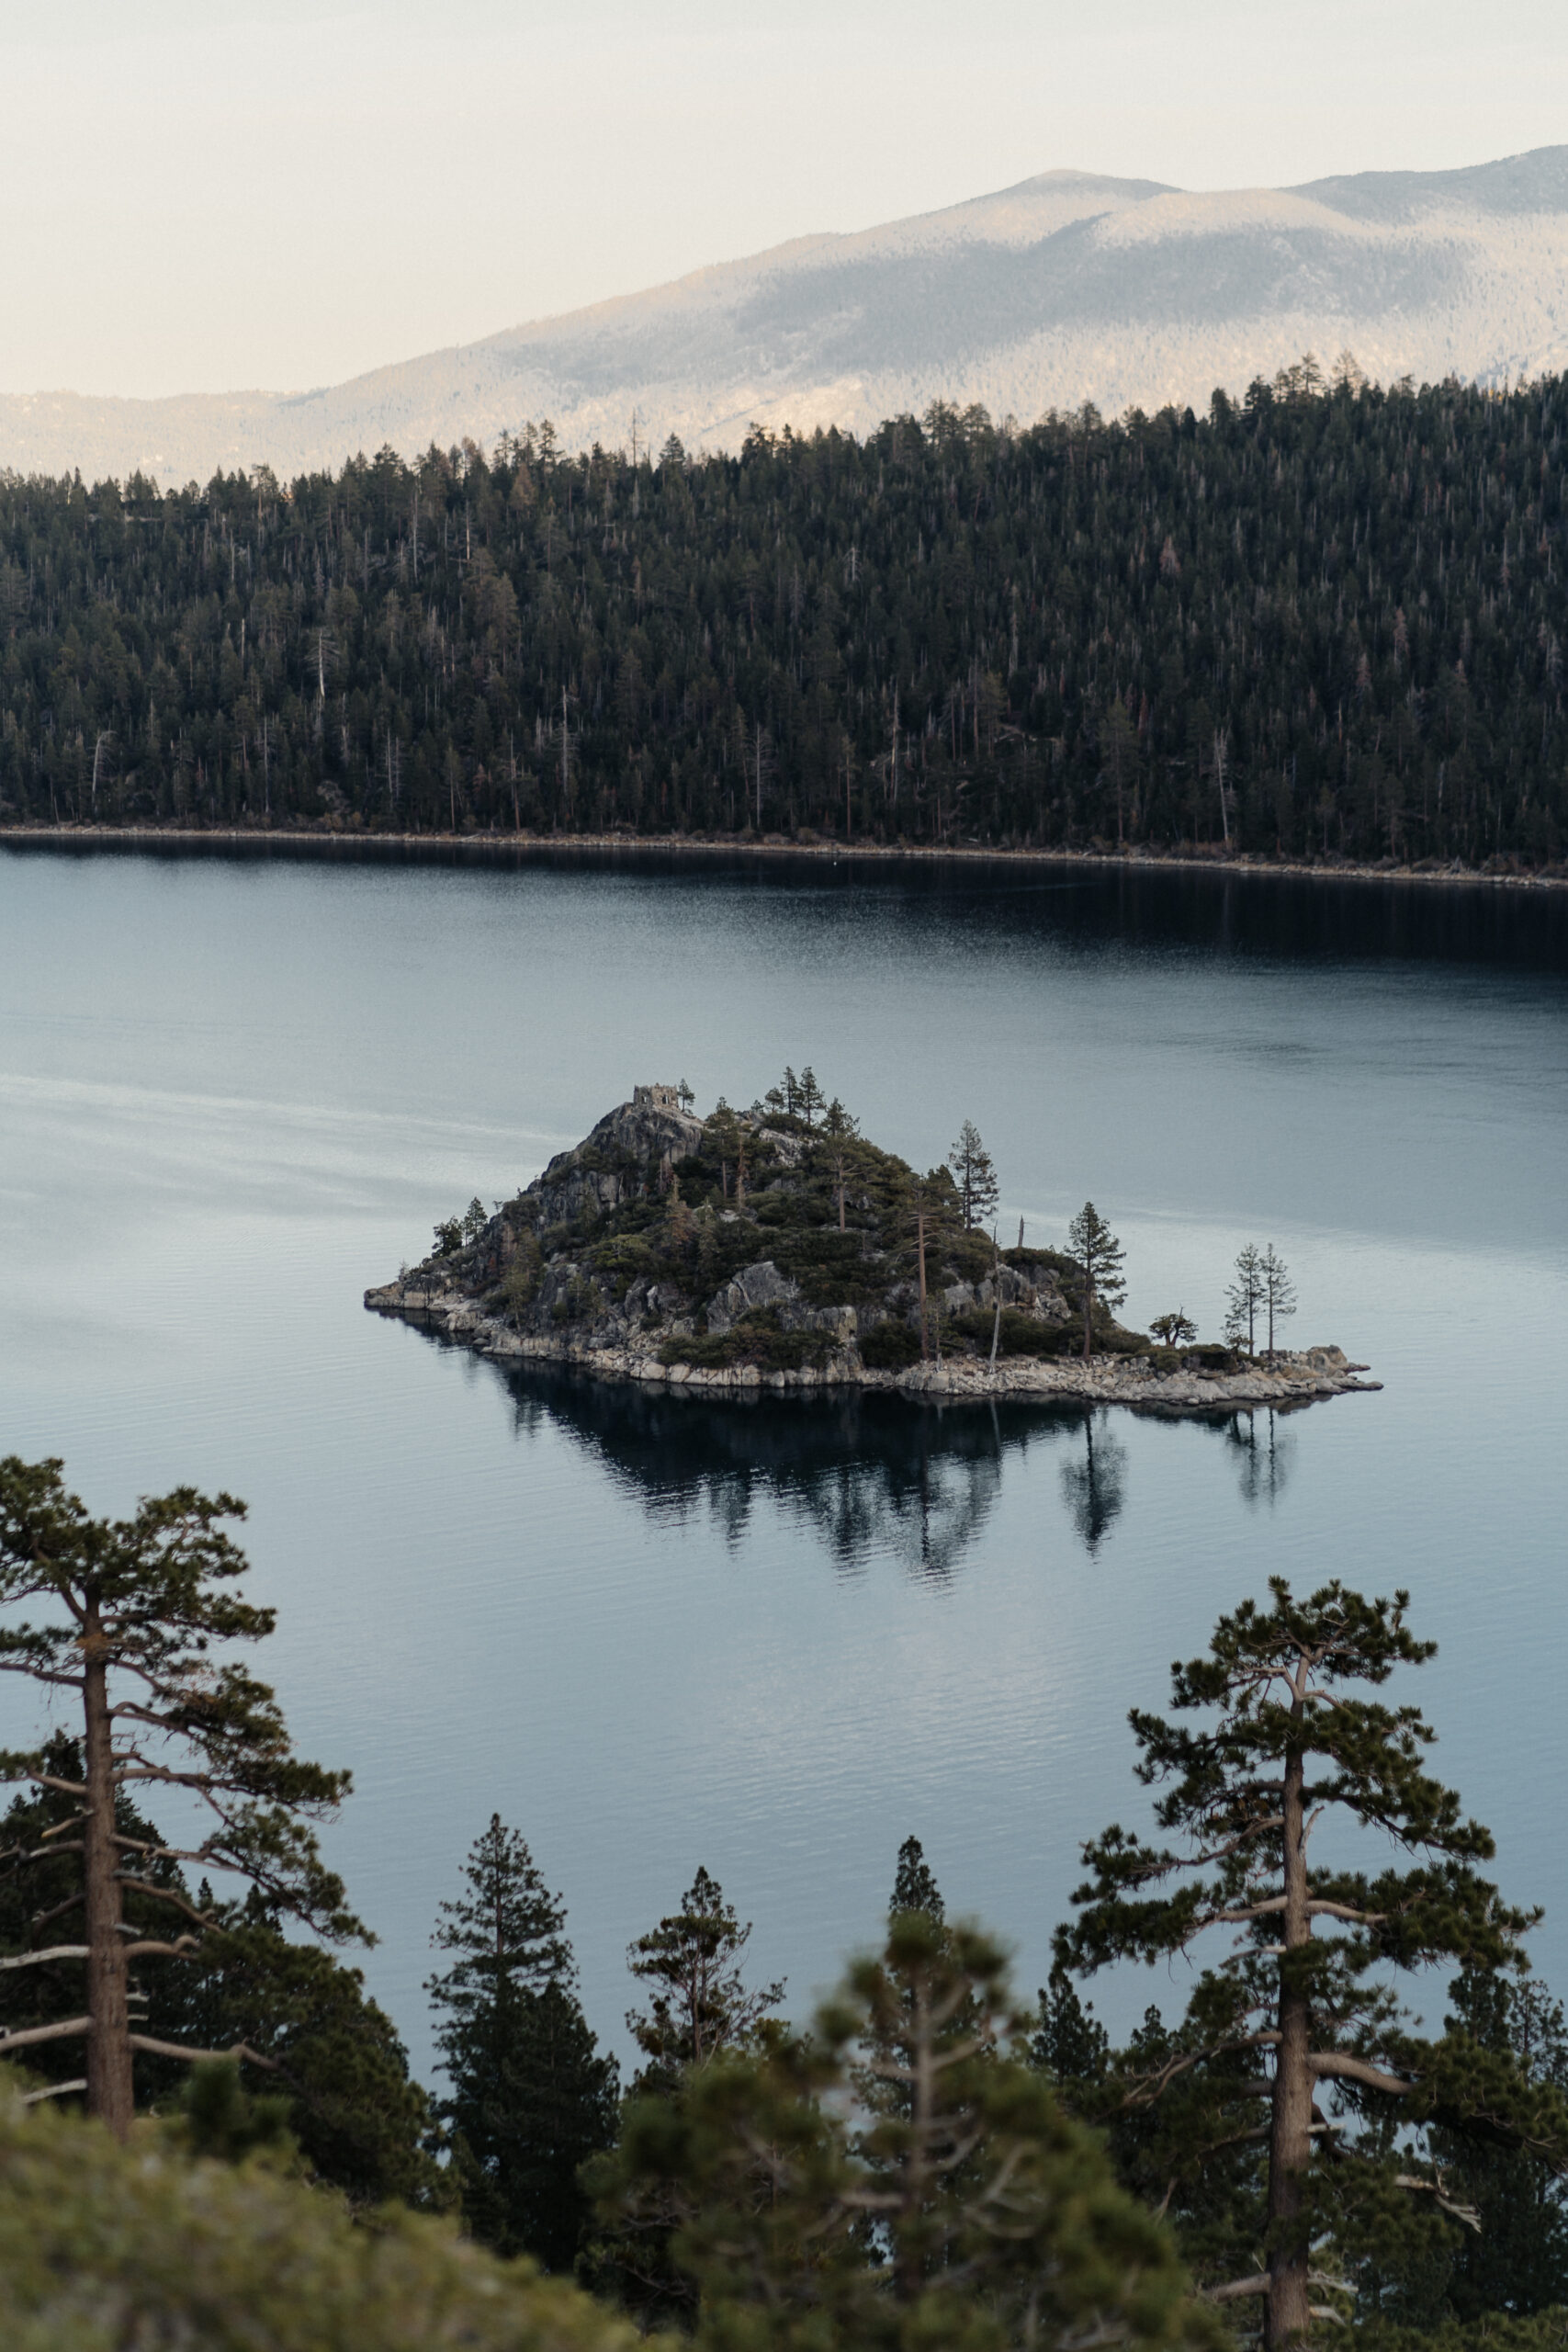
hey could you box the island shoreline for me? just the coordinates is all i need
[367,1286,1381,1419]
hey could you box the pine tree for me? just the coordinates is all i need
[889,1835,944,1921]
[0,1747,442,2206]
[596,1912,1201,2352]
[1423,1970,1568,2317]
[1065,1201,1127,1361]
[446,1976,619,2268]
[1224,1242,1265,1353]
[427,1815,613,2266]
[1055,1577,1568,2347]
[1258,1242,1297,1356]
[626,1866,783,2092]
[819,1097,861,1232]
[0,1456,359,2140]
[427,1815,573,2034]
[1030,1959,1110,2105]
[947,1119,999,1229]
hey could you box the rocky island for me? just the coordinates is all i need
[365,1082,1379,1414]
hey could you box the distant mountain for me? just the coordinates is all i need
[6,146,1568,482]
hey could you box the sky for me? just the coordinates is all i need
[3,0,1566,400]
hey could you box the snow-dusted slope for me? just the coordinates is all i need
[6,148,1568,482]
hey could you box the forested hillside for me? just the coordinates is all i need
[5,362,1568,866]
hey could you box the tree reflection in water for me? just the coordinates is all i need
[1058,1411,1128,1554]
[414,1334,1307,1577]
[488,1362,1083,1582]
[1220,1408,1297,1510]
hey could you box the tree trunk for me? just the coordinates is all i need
[1266,1740,1313,2348]
[81,1599,133,2139]
[917,1210,929,1362]
[1082,1263,1095,1362]
[989,1239,1002,1369]
[837,1155,845,1233]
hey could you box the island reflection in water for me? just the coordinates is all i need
[423,1331,1307,1577]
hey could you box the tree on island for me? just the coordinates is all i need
[427,1815,617,2268]
[0,1456,361,2140]
[819,1097,862,1231]
[947,1119,999,1229]
[1066,1201,1127,1361]
[1224,1242,1265,1353]
[1258,1242,1297,1357]
[1150,1309,1198,1348]
[1055,1577,1568,2348]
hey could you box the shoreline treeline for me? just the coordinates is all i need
[5,362,1568,866]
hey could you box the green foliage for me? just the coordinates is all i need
[626,1868,784,2093]
[446,1979,619,2271]
[888,1835,943,1922]
[172,2056,295,2165]
[1029,1960,1110,2107]
[1224,1242,1265,1353]
[594,1912,1210,2352]
[426,1816,616,2268]
[11,379,1568,868]
[1065,1201,1126,1329]
[1056,1577,1568,2334]
[659,1312,829,1374]
[857,1317,920,1370]
[0,1454,364,2137]
[947,1306,1075,1357]
[161,1891,446,2209]
[0,2071,650,2352]
[947,1119,999,1229]
[1150,1309,1199,1347]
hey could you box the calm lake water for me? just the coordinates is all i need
[1,843,1565,2082]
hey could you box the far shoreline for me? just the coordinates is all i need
[2,820,1566,897]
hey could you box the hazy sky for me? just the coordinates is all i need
[5,0,1566,399]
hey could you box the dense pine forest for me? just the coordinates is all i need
[4,361,1568,866]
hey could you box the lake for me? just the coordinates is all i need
[1,842,1565,2081]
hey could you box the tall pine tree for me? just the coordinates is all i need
[427,1816,616,2267]
[1056,1577,1568,2347]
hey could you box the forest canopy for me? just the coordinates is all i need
[4,362,1568,867]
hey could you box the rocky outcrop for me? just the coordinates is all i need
[368,1087,1380,1419]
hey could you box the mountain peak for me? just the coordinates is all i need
[5,145,1567,482]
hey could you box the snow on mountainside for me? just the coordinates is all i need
[6,147,1568,483]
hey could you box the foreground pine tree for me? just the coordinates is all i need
[1055,1577,1568,2347]
[626,1866,784,2094]
[596,1911,1206,2352]
[427,1815,616,2267]
[0,1756,442,2203]
[0,1456,359,2138]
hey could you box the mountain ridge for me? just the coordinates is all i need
[4,145,1567,481]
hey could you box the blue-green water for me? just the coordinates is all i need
[1,845,1565,2079]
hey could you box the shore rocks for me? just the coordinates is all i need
[362,1281,1379,1414]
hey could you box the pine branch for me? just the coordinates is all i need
[1309,2052,1415,2097]
[127,2033,280,2071]
[0,1944,90,1970]
[0,2017,92,2052]
[112,1876,218,1929]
